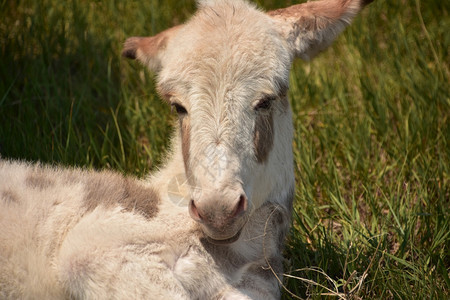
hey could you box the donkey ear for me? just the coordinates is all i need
[122,25,183,72]
[268,0,374,60]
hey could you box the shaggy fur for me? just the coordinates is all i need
[1,0,374,298]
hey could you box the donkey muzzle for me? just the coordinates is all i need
[189,191,248,244]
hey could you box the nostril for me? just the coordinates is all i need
[231,194,247,218]
[189,199,202,222]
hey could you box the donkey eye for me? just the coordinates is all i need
[171,102,188,115]
[254,95,276,111]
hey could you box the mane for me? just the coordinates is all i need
[197,0,257,10]
[195,0,260,23]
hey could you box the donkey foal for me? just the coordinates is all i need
[0,0,374,299]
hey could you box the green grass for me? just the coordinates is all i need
[1,0,448,298]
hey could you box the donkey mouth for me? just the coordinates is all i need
[205,227,243,245]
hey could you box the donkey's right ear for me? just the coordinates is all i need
[122,25,183,73]
[268,0,374,61]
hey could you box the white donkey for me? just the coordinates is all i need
[0,0,374,299]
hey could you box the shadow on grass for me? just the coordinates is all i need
[0,0,173,175]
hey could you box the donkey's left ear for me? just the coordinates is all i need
[268,0,374,61]
[122,25,183,73]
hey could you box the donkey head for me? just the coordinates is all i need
[123,0,373,244]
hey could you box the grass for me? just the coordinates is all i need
[1,0,448,298]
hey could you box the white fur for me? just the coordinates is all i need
[1,0,372,298]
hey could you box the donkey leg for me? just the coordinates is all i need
[58,243,190,300]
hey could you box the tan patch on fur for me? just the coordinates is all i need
[83,172,160,219]
[254,111,274,163]
[26,172,55,190]
[2,189,19,205]
[180,117,191,173]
